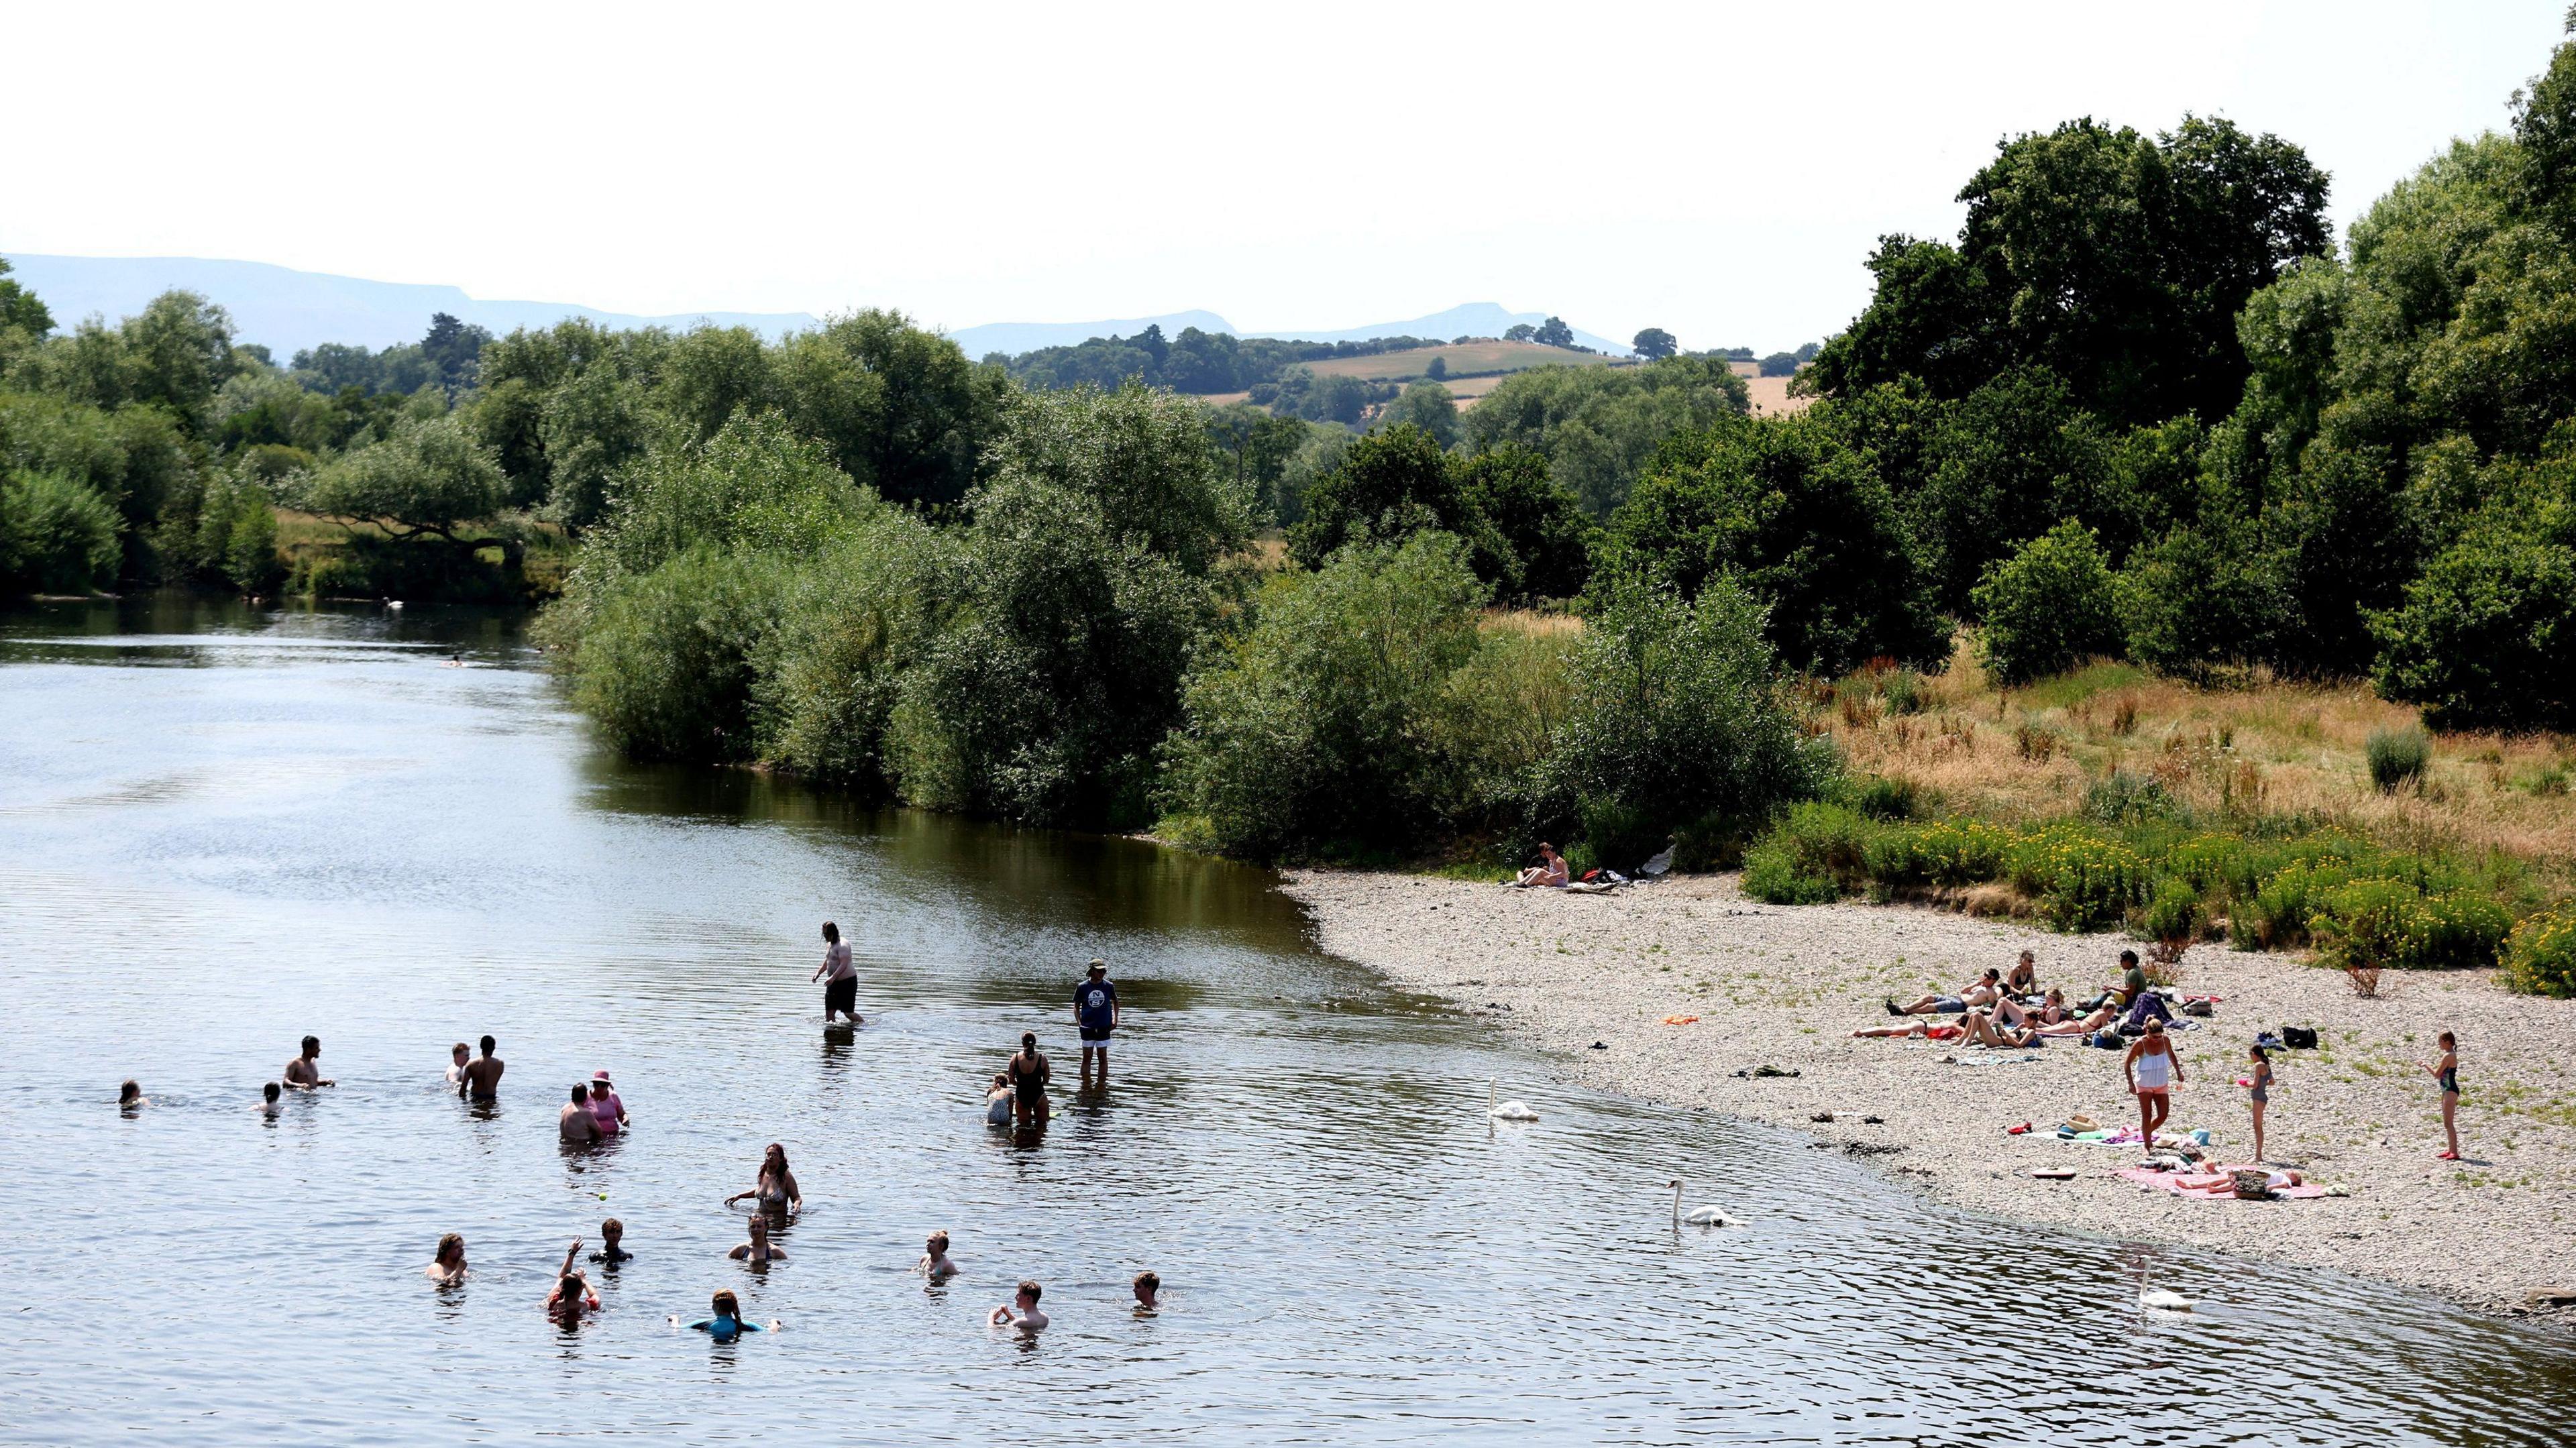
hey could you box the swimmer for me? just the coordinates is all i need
[425,1233,468,1285]
[728,1213,788,1266]
[1007,1034,1051,1129]
[560,1083,602,1146]
[988,1279,1048,1331]
[724,1143,802,1216]
[983,1073,1014,1127]
[545,1240,599,1321]
[119,1079,150,1109]
[282,1036,334,1089]
[444,1042,471,1087]
[458,1035,503,1101]
[588,1070,627,1134]
[1133,1271,1160,1311]
[590,1218,631,1265]
[256,1080,282,1115]
[676,1288,775,1339]
[918,1231,958,1281]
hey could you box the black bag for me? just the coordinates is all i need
[2282,1025,2319,1050]
[2182,998,2214,1017]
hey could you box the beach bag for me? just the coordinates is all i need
[2282,1025,2319,1050]
[2231,1168,2272,1200]
[2182,998,2214,1017]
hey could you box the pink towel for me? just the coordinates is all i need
[2114,1164,2330,1200]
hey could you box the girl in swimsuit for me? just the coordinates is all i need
[729,1211,788,1266]
[678,1288,774,1340]
[725,1143,802,1216]
[2245,1044,2274,1162]
[1008,1034,1051,1129]
[2426,1030,2462,1160]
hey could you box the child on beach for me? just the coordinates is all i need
[2244,1044,2274,1162]
[2426,1030,2463,1160]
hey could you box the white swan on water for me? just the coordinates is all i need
[2139,1288,2196,1312]
[1487,1080,1540,1121]
[1668,1178,1743,1228]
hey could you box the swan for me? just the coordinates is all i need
[2138,1288,2196,1312]
[1487,1080,1540,1121]
[386,600,403,610]
[1668,1178,1743,1228]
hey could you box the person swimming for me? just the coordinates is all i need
[918,1231,958,1282]
[590,1218,631,1266]
[989,1279,1047,1331]
[588,1070,627,1135]
[678,1288,773,1340]
[458,1036,504,1101]
[728,1213,788,1266]
[444,1042,472,1087]
[1133,1271,1160,1311]
[425,1232,468,1285]
[544,1239,598,1323]
[724,1143,801,1216]
[256,1080,282,1116]
[118,1079,149,1110]
[559,1084,602,1146]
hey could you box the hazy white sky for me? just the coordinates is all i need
[5,1,2566,349]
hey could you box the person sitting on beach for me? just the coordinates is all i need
[445,1042,472,1087]
[459,1036,504,1101]
[2125,1019,2184,1152]
[918,1231,959,1282]
[989,1280,1048,1331]
[1133,1271,1160,1311]
[1887,969,2002,1016]
[545,1240,600,1323]
[256,1080,282,1116]
[283,1036,334,1089]
[678,1288,773,1340]
[560,1084,603,1146]
[728,1212,788,1266]
[1512,843,1570,889]
[1008,1034,1051,1129]
[2114,948,2149,1005]
[726,1143,802,1216]
[425,1233,468,1285]
[2002,950,2039,999]
[119,1079,150,1111]
[588,1070,627,1135]
[590,1219,631,1266]
[983,1073,1014,1127]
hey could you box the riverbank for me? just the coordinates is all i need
[1285,867,2576,1323]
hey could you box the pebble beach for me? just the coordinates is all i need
[1285,868,2576,1323]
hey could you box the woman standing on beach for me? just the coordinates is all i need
[2426,1030,2463,1161]
[2124,1019,2182,1151]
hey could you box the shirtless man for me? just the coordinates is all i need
[560,1083,602,1146]
[989,1280,1048,1331]
[444,1042,472,1087]
[283,1036,334,1089]
[458,1036,504,1101]
[1132,1271,1160,1311]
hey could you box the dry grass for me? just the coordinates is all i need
[1480,608,1583,638]
[1743,374,1811,417]
[1825,637,2576,865]
[1299,341,1628,384]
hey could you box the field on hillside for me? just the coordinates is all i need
[1299,341,1628,383]
[1745,374,1811,416]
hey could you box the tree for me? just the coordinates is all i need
[1758,352,1799,377]
[1288,423,1460,569]
[1462,355,1751,515]
[1632,327,1678,361]
[1377,380,1460,448]
[1972,519,2125,684]
[294,415,522,571]
[1424,354,1448,381]
[1533,316,1576,349]
[1503,323,1537,343]
[0,469,121,594]
[1452,445,1595,603]
[419,313,492,394]
[0,258,52,340]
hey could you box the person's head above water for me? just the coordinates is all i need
[1020,1032,1037,1052]
[712,1288,742,1321]
[570,1082,590,1104]
[300,1035,321,1058]
[119,1079,142,1105]
[436,1233,465,1267]
[262,1080,281,1104]
[602,1218,623,1245]
[1134,1270,1159,1304]
[1016,1280,1042,1306]
[927,1231,950,1254]
[822,921,840,944]
[762,1142,789,1175]
[479,1035,496,1056]
[451,1042,470,1064]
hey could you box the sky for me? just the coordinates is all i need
[5,1,2567,351]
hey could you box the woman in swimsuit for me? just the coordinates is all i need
[2426,1029,2462,1160]
[425,1232,468,1285]
[918,1231,959,1282]
[544,1239,599,1324]
[728,1211,788,1266]
[677,1288,774,1340]
[2002,950,2039,999]
[724,1143,802,1216]
[1008,1033,1051,1129]
[2245,1044,2275,1162]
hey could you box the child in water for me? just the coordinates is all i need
[676,1289,775,1340]
[983,1074,1014,1127]
[989,1280,1048,1331]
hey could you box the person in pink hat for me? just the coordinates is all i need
[588,1070,628,1135]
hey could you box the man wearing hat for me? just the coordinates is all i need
[1073,959,1120,1089]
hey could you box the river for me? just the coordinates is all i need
[0,596,2567,1445]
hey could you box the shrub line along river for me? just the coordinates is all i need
[1,596,2568,1445]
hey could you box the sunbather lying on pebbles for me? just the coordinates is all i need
[1851,1019,1965,1041]
[1888,968,2002,1016]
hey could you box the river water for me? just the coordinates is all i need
[0,596,2567,1446]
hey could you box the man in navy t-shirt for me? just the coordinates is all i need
[1073,959,1120,1089]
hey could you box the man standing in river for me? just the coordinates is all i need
[283,1036,334,1089]
[459,1035,504,1101]
[1075,960,1120,1089]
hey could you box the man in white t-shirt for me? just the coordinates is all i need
[812,920,861,1025]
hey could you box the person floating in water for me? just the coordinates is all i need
[425,1233,468,1285]
[811,921,863,1027]
[545,1240,599,1323]
[458,1036,504,1101]
[729,1212,788,1266]
[1008,1034,1051,1129]
[1075,960,1120,1089]
[989,1280,1048,1331]
[918,1231,958,1282]
[118,1079,150,1110]
[588,1070,627,1135]
[590,1219,632,1266]
[283,1036,334,1089]
[256,1080,282,1116]
[560,1084,602,1146]
[725,1143,802,1217]
[676,1289,775,1340]
[444,1042,472,1087]
[1132,1271,1160,1311]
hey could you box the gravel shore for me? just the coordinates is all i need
[1284,868,2576,1323]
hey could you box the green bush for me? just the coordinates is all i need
[1972,519,2125,685]
[2234,858,2343,950]
[0,468,122,594]
[1843,773,1925,821]
[2365,726,2431,793]
[2504,903,2576,997]
[2311,879,2512,971]
[2411,890,2515,970]
[1746,801,1878,898]
[2083,769,2178,825]
[2006,826,2151,932]
[1741,835,1846,904]
[2139,877,2206,943]
[2163,833,2266,909]
[2370,506,2576,731]
[1864,818,2017,889]
[567,547,791,763]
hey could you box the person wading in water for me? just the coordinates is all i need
[1074,960,1120,1089]
[1008,1033,1051,1129]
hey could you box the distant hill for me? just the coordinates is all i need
[959,302,1629,359]
[949,311,1239,360]
[1,254,820,357]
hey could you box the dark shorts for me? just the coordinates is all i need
[1079,1027,1112,1044]
[824,976,857,1014]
